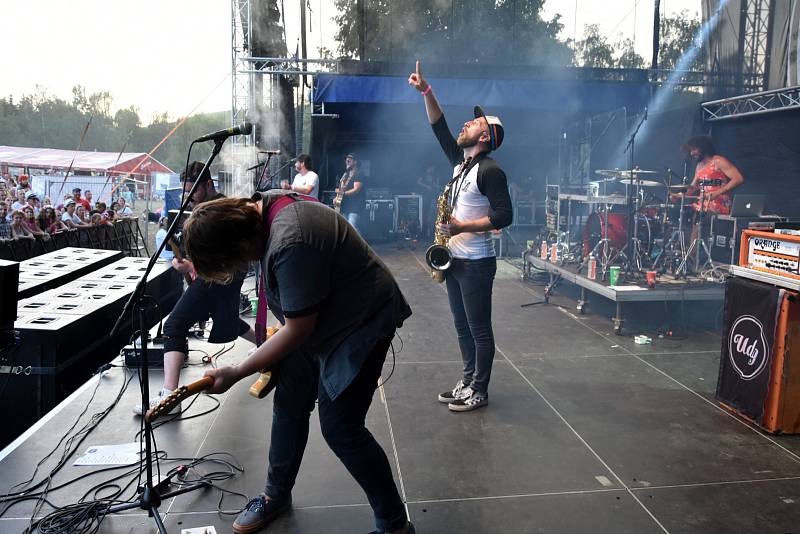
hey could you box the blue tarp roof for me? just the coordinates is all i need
[313,74,650,113]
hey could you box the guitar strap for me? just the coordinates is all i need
[254,193,318,345]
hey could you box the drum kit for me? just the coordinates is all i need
[563,167,722,281]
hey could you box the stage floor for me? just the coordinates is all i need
[2,246,800,533]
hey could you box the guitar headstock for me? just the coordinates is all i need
[144,376,213,422]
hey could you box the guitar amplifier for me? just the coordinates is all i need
[739,229,800,280]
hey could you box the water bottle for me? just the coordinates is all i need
[540,240,548,259]
[588,254,597,280]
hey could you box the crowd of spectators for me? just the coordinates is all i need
[0,173,136,244]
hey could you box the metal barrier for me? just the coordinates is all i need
[0,218,147,261]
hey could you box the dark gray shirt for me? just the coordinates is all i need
[256,191,412,399]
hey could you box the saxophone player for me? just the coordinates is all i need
[408,60,512,412]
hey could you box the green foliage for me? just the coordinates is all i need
[659,10,702,70]
[332,0,573,66]
[0,85,230,173]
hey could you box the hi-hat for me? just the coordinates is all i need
[619,178,663,187]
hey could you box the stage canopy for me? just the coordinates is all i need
[313,74,649,114]
[0,146,173,176]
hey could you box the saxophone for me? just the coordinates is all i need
[425,158,471,283]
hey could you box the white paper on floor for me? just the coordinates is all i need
[73,442,140,466]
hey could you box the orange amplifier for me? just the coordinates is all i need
[738,229,800,280]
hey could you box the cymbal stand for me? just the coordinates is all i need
[588,202,616,280]
[653,163,688,273]
[622,109,648,275]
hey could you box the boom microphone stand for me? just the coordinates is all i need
[105,140,227,532]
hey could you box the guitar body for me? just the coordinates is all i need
[333,172,352,213]
[249,325,280,399]
[145,376,213,422]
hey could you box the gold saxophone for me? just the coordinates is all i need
[425,158,471,283]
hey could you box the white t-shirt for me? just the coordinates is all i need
[62,212,82,225]
[291,171,319,200]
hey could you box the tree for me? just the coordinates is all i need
[332,0,573,67]
[574,24,615,68]
[614,38,645,69]
[659,10,702,71]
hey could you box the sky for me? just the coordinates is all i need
[2,0,700,125]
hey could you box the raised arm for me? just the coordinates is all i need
[409,60,461,167]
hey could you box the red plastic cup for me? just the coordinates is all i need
[646,270,657,288]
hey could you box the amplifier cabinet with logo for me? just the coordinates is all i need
[717,276,800,434]
[739,229,800,280]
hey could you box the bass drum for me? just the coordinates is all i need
[583,212,658,256]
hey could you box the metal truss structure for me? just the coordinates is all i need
[701,85,800,121]
[738,0,775,93]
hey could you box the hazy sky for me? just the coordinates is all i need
[2,1,699,124]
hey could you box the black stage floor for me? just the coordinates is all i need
[2,247,800,533]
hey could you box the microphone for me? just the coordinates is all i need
[194,122,253,143]
[259,150,281,155]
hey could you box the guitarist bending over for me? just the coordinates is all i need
[132,162,256,416]
[183,190,414,534]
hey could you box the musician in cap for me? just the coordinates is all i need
[408,60,512,412]
[335,152,365,233]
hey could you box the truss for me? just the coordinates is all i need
[701,85,800,121]
[739,0,775,92]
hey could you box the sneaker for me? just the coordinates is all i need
[368,523,416,534]
[448,389,488,412]
[233,494,291,534]
[132,388,182,416]
[438,379,471,404]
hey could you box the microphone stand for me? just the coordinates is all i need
[105,139,225,532]
[254,155,297,192]
[622,110,647,275]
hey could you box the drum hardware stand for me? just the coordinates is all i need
[653,164,689,273]
[674,186,724,280]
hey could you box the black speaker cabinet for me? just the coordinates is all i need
[0,259,18,346]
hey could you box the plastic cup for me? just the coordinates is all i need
[609,266,621,286]
[646,270,657,288]
[249,297,258,317]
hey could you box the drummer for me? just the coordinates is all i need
[671,135,745,216]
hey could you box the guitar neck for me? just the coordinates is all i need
[168,238,193,285]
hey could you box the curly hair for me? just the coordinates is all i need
[681,135,717,158]
[183,197,264,284]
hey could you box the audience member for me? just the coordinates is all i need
[10,210,35,240]
[0,204,11,242]
[72,188,91,211]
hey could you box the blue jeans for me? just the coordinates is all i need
[445,257,497,394]
[346,212,360,233]
[266,336,407,532]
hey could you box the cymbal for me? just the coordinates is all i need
[618,179,663,187]
[643,203,676,209]
[595,169,658,178]
[668,184,691,190]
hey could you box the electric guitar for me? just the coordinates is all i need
[144,367,279,422]
[249,326,280,399]
[332,172,353,213]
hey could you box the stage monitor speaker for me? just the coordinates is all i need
[0,259,19,347]
[362,200,394,243]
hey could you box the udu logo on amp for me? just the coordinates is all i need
[728,315,770,380]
